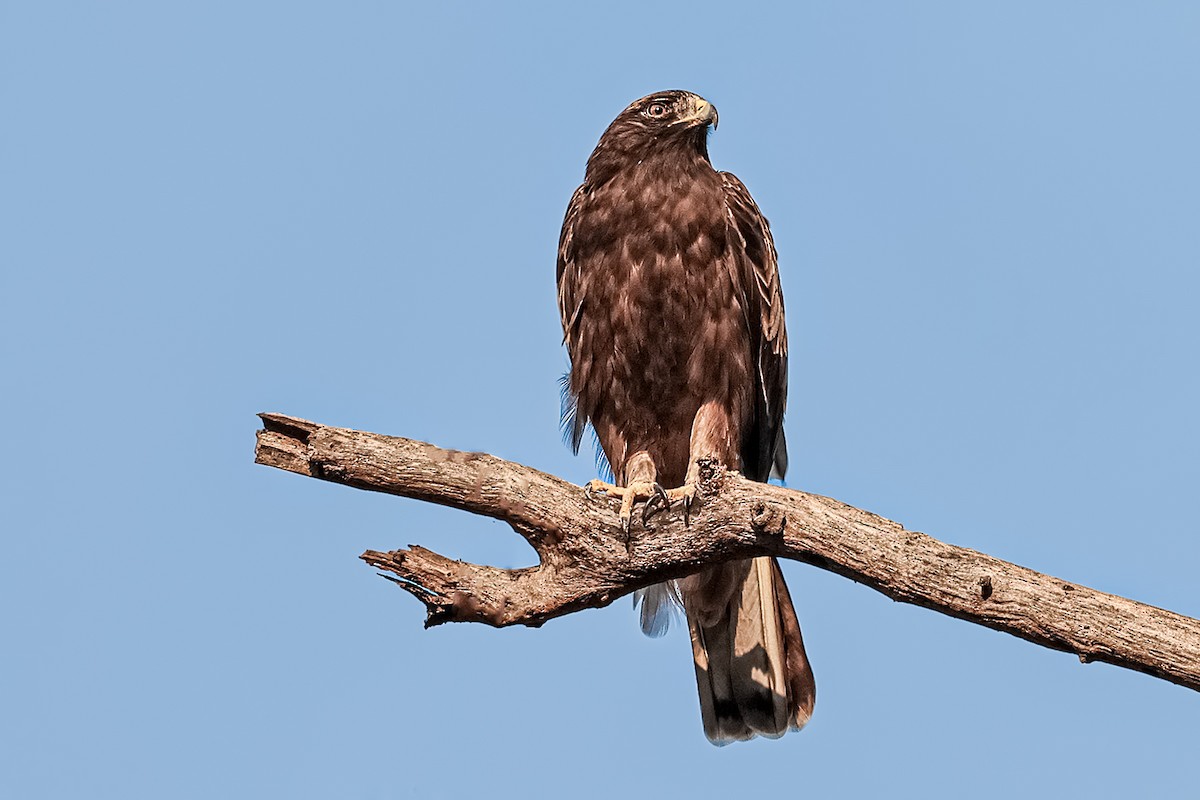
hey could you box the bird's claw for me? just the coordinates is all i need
[584,479,613,502]
[584,478,698,530]
[641,482,671,523]
[667,483,698,526]
[584,479,670,538]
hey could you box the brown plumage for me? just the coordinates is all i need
[556,90,816,744]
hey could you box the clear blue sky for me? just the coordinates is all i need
[3,2,1198,797]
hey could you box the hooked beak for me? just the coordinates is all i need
[679,95,719,130]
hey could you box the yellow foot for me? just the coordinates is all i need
[584,479,669,534]
[584,480,698,530]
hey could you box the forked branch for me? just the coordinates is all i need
[254,412,1200,692]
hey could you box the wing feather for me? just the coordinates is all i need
[721,172,789,481]
[556,184,590,453]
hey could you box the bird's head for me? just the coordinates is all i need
[585,90,719,184]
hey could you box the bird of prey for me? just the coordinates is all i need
[556,90,816,743]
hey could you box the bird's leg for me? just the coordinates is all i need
[584,451,666,538]
[646,401,736,525]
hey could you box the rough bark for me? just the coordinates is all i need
[254,412,1200,692]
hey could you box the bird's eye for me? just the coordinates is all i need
[646,102,668,118]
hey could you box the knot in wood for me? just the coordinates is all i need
[750,501,786,535]
[696,458,724,490]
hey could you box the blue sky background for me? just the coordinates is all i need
[3,2,1199,797]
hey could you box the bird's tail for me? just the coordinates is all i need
[683,557,815,744]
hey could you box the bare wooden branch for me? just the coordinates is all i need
[255,412,1200,692]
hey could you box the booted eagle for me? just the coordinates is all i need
[557,90,816,744]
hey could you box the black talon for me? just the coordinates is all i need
[620,513,636,554]
[641,483,670,524]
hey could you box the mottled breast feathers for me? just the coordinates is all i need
[556,166,788,483]
[556,94,813,744]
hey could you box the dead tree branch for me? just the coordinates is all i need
[254,412,1200,692]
